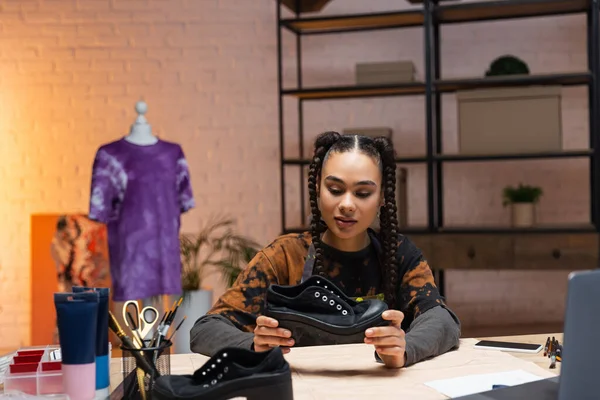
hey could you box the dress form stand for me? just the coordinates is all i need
[124,100,159,146]
[117,101,168,337]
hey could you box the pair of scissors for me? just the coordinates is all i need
[122,300,159,341]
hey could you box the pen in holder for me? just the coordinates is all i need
[120,339,172,400]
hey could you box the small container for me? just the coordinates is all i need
[2,345,65,397]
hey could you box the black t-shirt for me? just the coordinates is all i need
[319,240,382,299]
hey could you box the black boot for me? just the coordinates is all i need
[152,347,293,400]
[264,275,388,347]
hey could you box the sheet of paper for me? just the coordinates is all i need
[424,369,546,397]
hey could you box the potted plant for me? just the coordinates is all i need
[172,215,260,353]
[502,183,543,227]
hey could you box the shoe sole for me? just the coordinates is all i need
[152,371,293,400]
[267,310,388,347]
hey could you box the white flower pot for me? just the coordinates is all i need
[168,289,212,354]
[511,202,536,227]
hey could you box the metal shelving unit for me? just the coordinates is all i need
[276,0,600,236]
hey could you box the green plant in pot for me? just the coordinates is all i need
[180,215,260,293]
[502,183,543,227]
[174,215,260,354]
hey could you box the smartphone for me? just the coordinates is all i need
[474,340,543,353]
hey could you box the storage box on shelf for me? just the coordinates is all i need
[457,86,562,155]
[2,345,65,397]
[355,61,417,85]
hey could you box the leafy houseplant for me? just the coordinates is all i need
[502,183,543,206]
[174,216,260,354]
[180,216,261,292]
[502,183,543,227]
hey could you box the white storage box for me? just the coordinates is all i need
[456,86,562,154]
[355,61,416,85]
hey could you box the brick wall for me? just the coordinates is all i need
[0,0,588,347]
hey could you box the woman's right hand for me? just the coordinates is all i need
[253,315,295,354]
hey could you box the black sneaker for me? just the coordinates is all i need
[264,275,389,347]
[151,347,293,400]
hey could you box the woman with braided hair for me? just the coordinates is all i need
[191,131,461,369]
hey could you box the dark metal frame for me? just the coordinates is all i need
[276,0,600,240]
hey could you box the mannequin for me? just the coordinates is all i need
[88,99,195,335]
[124,101,159,146]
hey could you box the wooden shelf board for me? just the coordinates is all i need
[436,72,591,93]
[437,0,590,24]
[436,149,593,162]
[282,83,426,99]
[281,10,424,34]
[436,224,596,234]
[281,72,590,100]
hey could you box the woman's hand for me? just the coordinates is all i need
[253,315,295,354]
[364,310,407,368]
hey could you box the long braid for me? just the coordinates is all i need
[308,131,341,276]
[373,137,399,309]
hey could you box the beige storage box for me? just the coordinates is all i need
[342,127,408,228]
[456,86,562,154]
[355,61,416,85]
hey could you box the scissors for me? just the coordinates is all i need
[122,300,159,342]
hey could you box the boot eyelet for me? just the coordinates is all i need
[224,367,229,373]
[329,299,335,306]
[336,305,342,310]
[315,292,320,297]
[211,379,217,385]
[217,373,223,379]
[342,310,348,315]
[322,295,328,301]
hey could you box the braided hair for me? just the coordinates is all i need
[307,131,400,308]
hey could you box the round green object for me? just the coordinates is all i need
[485,55,530,76]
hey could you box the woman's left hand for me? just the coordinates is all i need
[364,310,406,368]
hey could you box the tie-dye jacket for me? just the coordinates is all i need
[205,229,447,333]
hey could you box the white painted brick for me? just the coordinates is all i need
[93,11,134,24]
[55,60,91,72]
[110,0,149,11]
[3,0,39,12]
[110,48,146,60]
[78,23,115,37]
[114,24,149,37]
[42,23,78,37]
[75,0,112,12]
[18,60,54,73]
[146,48,182,60]
[72,71,109,85]
[93,59,126,72]
[75,48,110,60]
[23,11,61,24]
[108,71,146,84]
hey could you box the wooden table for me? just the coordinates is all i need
[109,333,563,399]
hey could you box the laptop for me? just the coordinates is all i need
[453,269,600,400]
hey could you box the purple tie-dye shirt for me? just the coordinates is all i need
[88,138,195,301]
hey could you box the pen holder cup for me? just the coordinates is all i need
[120,339,172,400]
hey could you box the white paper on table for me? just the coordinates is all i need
[424,369,546,397]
